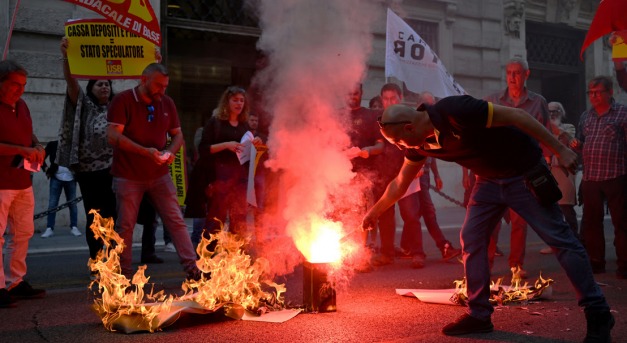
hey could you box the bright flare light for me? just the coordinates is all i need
[294,216,344,264]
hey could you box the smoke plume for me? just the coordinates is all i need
[250,0,379,276]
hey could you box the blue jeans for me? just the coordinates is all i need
[46,177,78,229]
[112,174,197,278]
[463,174,609,320]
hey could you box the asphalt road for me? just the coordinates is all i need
[2,218,624,343]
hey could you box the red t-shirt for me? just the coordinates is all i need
[107,87,180,181]
[0,99,33,190]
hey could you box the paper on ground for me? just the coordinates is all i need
[242,309,303,322]
[397,285,553,306]
[396,288,459,305]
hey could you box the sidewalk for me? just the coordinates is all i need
[27,206,472,255]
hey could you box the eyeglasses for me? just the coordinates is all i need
[586,90,607,97]
[548,110,561,114]
[377,116,411,129]
[147,105,154,122]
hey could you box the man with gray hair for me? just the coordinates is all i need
[107,63,202,281]
[0,60,46,307]
[483,57,555,278]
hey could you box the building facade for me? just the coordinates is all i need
[1,0,621,223]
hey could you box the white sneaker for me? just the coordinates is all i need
[164,242,176,253]
[41,228,54,238]
[70,226,82,237]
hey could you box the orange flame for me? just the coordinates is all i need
[452,270,554,306]
[87,210,285,333]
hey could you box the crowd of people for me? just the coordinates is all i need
[1,30,625,343]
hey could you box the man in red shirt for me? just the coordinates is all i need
[0,60,46,307]
[107,63,201,281]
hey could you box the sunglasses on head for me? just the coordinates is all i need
[147,105,154,122]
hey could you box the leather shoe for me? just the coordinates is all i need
[442,313,494,336]
[584,310,614,343]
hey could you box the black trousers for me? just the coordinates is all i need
[581,175,627,273]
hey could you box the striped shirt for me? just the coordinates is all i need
[577,100,627,181]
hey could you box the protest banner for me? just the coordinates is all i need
[65,19,157,79]
[385,8,464,98]
[62,0,161,46]
[168,143,188,207]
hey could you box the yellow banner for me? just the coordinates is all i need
[613,43,627,61]
[168,144,188,207]
[612,31,627,61]
[64,19,157,79]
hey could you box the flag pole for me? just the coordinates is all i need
[2,0,22,61]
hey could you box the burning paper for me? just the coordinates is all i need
[397,274,553,306]
[87,210,290,333]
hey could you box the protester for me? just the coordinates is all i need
[185,111,215,250]
[374,83,425,269]
[369,95,383,110]
[196,86,263,249]
[107,63,202,281]
[345,83,384,271]
[362,95,613,341]
[58,37,117,265]
[411,92,461,261]
[41,140,81,238]
[483,57,554,278]
[539,101,578,254]
[572,76,627,279]
[0,60,46,307]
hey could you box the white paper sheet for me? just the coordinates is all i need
[237,131,255,165]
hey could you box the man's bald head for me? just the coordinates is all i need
[379,104,434,150]
[381,104,415,123]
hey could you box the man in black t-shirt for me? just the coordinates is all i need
[361,95,613,341]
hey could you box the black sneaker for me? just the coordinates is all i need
[0,288,16,308]
[442,313,494,336]
[8,281,45,299]
[584,310,614,343]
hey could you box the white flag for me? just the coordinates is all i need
[385,8,465,98]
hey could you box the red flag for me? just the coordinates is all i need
[63,0,161,46]
[580,0,627,59]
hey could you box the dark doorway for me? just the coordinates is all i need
[526,21,586,126]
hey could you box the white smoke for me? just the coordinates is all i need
[250,0,380,275]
